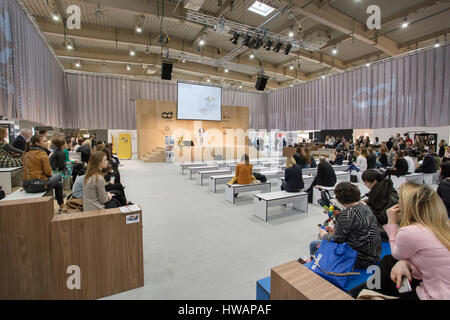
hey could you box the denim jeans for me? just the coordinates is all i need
[346,164,360,172]
[309,240,322,257]
[47,173,64,205]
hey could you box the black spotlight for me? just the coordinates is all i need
[243,34,252,47]
[264,39,273,51]
[229,32,240,45]
[273,41,283,53]
[248,37,258,48]
[253,38,264,49]
[284,43,292,55]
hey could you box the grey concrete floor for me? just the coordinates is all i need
[104,160,333,300]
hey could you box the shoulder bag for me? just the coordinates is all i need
[22,152,48,193]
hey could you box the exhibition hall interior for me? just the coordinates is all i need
[1,0,450,302]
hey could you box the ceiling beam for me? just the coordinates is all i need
[284,0,407,56]
[37,19,305,81]
[275,47,346,70]
[398,28,450,49]
[53,47,282,89]
[381,0,442,28]
[344,50,385,66]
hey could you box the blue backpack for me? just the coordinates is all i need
[309,239,360,290]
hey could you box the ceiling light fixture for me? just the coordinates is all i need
[129,49,136,56]
[136,26,143,33]
[229,32,240,45]
[434,39,441,48]
[207,78,210,82]
[288,31,294,38]
[249,54,254,59]
[321,75,326,80]
[243,34,252,47]
[126,64,131,71]
[401,17,409,28]
[289,65,294,70]
[199,39,205,46]
[52,13,59,22]
[75,60,81,68]
[366,63,371,67]
[264,39,273,51]
[224,68,229,73]
[332,47,338,55]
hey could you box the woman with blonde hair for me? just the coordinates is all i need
[375,182,450,300]
[281,155,305,193]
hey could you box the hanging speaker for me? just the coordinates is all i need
[161,61,173,80]
[255,75,269,91]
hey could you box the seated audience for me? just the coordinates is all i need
[83,151,118,211]
[378,147,389,168]
[367,148,377,169]
[437,162,450,218]
[74,138,83,152]
[302,147,316,168]
[281,155,304,193]
[329,150,344,165]
[232,154,253,185]
[415,150,437,174]
[388,145,399,166]
[438,140,447,158]
[78,139,92,164]
[310,182,381,269]
[361,170,398,241]
[0,127,23,168]
[383,151,409,178]
[72,174,84,199]
[442,146,450,163]
[374,183,450,300]
[346,150,367,172]
[12,129,32,151]
[22,134,64,211]
[49,137,68,174]
[404,149,415,174]
[306,157,337,203]
[101,165,129,206]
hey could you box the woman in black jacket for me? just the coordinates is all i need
[415,150,437,174]
[49,137,68,173]
[437,162,450,218]
[383,151,409,179]
[361,170,398,240]
[281,155,305,193]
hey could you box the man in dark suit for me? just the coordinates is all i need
[306,157,337,203]
[12,129,32,151]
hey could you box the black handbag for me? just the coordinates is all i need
[350,174,358,183]
[22,153,48,193]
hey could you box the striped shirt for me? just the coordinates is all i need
[324,203,382,268]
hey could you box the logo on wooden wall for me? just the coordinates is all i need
[162,112,174,119]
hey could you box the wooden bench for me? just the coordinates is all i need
[187,165,218,180]
[197,169,231,186]
[209,174,235,193]
[270,261,354,300]
[253,191,308,222]
[180,162,206,175]
[0,167,23,194]
[225,183,271,204]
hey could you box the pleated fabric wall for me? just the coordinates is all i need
[267,44,450,131]
[65,73,268,130]
[0,0,66,127]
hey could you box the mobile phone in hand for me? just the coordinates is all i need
[398,276,412,294]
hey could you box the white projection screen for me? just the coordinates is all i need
[177,82,222,121]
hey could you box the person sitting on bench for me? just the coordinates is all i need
[329,150,344,165]
[306,157,337,203]
[83,151,119,211]
[309,182,381,269]
[373,183,450,300]
[415,149,437,174]
[383,151,409,179]
[378,147,389,168]
[0,127,23,168]
[22,134,64,212]
[234,154,253,185]
[281,155,305,193]
[361,170,398,241]
[367,148,377,169]
[437,162,450,218]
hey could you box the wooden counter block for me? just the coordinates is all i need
[50,208,144,299]
[0,197,54,299]
[270,261,354,300]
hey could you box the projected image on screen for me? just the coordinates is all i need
[177,83,222,121]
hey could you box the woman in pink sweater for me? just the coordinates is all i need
[377,182,450,300]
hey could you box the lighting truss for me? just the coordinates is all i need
[184,10,321,52]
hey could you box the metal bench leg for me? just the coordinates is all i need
[253,197,268,222]
[293,196,308,213]
[225,186,235,204]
